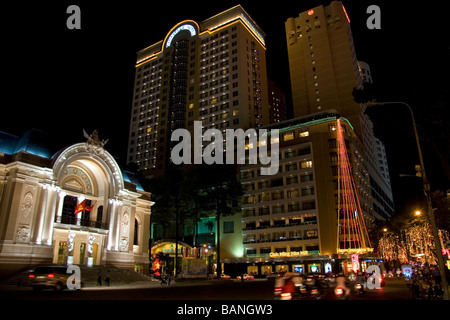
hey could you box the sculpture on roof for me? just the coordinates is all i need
[83,129,108,155]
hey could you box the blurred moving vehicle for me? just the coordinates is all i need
[236,273,254,280]
[355,282,365,295]
[220,274,231,279]
[274,273,331,300]
[28,265,71,291]
[266,272,286,280]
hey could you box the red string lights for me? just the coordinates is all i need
[336,119,372,254]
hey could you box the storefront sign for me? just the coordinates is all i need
[269,251,309,258]
[351,254,359,273]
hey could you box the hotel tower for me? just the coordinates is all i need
[127,5,270,176]
[283,0,394,253]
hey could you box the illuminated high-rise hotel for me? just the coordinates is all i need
[127,5,269,176]
[285,1,393,222]
[285,1,363,133]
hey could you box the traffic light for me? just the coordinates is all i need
[415,165,422,178]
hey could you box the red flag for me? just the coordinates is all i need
[74,200,94,214]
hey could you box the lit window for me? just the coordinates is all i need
[301,160,313,168]
[299,131,309,138]
[283,132,294,141]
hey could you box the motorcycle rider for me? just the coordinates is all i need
[335,272,351,298]
[355,271,365,294]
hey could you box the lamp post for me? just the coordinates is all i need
[367,101,449,300]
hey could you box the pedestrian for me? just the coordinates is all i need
[105,270,111,286]
[97,268,102,286]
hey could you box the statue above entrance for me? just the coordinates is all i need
[83,129,109,155]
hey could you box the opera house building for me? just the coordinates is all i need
[0,129,152,277]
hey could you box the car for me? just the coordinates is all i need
[28,265,72,291]
[220,273,231,279]
[266,272,286,280]
[236,273,254,280]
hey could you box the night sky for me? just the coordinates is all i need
[2,1,449,214]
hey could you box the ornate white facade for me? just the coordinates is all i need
[0,130,152,277]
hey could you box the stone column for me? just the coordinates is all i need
[45,189,65,246]
[34,186,48,244]
[107,199,122,251]
[41,186,58,245]
[55,191,66,223]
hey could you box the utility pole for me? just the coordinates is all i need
[367,101,449,300]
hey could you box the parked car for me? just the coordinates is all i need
[220,273,231,279]
[236,273,254,280]
[28,265,72,291]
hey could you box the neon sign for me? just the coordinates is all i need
[269,251,309,258]
[351,254,359,273]
[166,24,197,48]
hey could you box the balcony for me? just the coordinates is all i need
[242,220,317,231]
[55,215,108,230]
[243,235,318,245]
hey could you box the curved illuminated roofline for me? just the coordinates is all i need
[163,20,199,48]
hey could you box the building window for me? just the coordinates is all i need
[134,219,139,245]
[299,131,309,138]
[223,220,234,233]
[330,152,338,162]
[300,160,313,168]
[283,132,294,141]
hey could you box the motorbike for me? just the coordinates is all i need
[335,287,346,300]
[355,282,364,295]
[305,276,322,299]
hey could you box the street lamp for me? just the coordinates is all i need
[414,210,421,217]
[366,101,449,300]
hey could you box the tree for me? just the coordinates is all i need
[191,164,242,277]
[183,166,215,250]
[352,82,378,104]
[146,165,194,276]
[430,190,450,232]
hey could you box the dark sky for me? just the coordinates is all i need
[2,1,449,213]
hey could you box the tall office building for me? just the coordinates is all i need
[267,79,287,124]
[128,5,269,176]
[221,110,394,276]
[285,1,368,137]
[285,1,393,219]
[358,61,391,188]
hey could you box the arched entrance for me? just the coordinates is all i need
[151,240,194,276]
